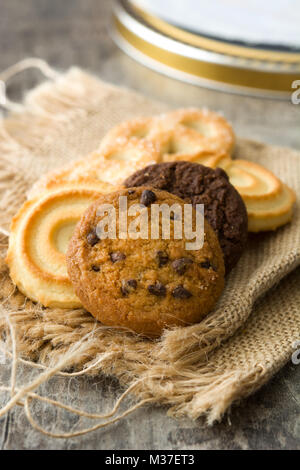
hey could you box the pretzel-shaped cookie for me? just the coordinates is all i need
[28,138,158,199]
[100,108,235,162]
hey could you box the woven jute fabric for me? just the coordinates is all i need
[0,68,299,431]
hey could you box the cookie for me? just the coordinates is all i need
[100,108,235,159]
[225,159,296,232]
[67,187,225,337]
[28,137,158,199]
[124,162,248,272]
[6,180,115,307]
[150,108,235,158]
[100,116,155,147]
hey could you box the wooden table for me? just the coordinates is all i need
[0,0,299,450]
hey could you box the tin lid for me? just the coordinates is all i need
[131,0,300,50]
[111,0,300,99]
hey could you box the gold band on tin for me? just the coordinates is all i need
[114,16,298,94]
[131,3,300,64]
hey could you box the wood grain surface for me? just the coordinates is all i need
[0,0,299,450]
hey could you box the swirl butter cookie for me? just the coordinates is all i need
[225,159,296,232]
[6,180,115,307]
[124,162,248,273]
[67,187,225,337]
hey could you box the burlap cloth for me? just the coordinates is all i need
[0,68,299,434]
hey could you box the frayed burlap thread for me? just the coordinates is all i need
[0,66,299,436]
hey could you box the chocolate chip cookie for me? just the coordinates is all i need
[67,187,225,336]
[124,162,248,272]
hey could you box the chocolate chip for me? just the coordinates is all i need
[172,258,193,275]
[127,189,135,195]
[172,285,192,299]
[110,252,126,263]
[140,189,157,206]
[121,279,137,296]
[156,251,169,267]
[200,260,217,271]
[200,260,211,269]
[148,282,166,297]
[87,230,99,246]
[127,279,137,288]
[91,265,100,272]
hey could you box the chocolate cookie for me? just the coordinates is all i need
[124,162,248,272]
[67,187,225,337]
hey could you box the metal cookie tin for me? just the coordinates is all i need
[111,0,300,99]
